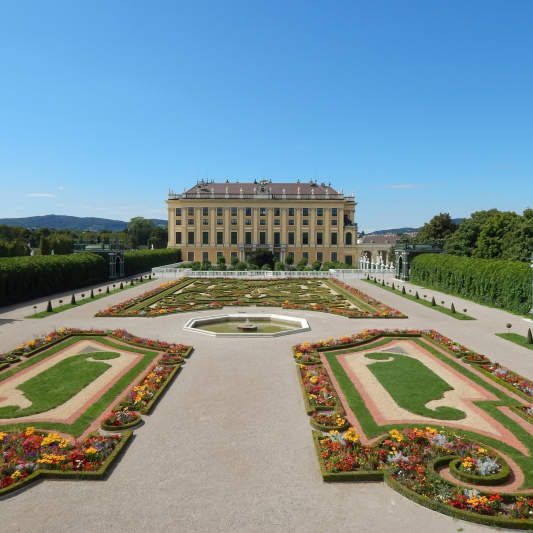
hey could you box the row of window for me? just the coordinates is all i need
[175,207,339,217]
[176,218,339,226]
[186,251,351,265]
[176,231,352,246]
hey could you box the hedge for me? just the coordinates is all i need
[410,254,531,315]
[0,253,107,307]
[123,249,181,276]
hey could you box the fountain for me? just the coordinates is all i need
[237,318,258,331]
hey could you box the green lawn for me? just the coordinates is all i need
[362,278,476,320]
[365,352,466,420]
[496,332,533,351]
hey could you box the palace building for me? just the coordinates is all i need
[166,179,358,265]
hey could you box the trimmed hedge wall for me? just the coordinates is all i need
[124,249,181,276]
[410,254,531,315]
[0,253,107,307]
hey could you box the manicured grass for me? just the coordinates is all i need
[496,332,533,351]
[364,352,466,420]
[362,278,476,320]
[25,282,149,318]
[322,279,375,312]
[322,335,533,489]
[0,352,118,418]
[0,336,160,437]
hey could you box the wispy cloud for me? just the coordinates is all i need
[58,186,65,190]
[381,184,437,189]
[28,193,57,197]
[473,193,502,197]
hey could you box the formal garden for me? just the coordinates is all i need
[95,277,407,319]
[293,328,533,528]
[0,328,191,495]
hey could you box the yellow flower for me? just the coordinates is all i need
[310,376,318,384]
[84,447,98,455]
[41,433,62,447]
[0,431,7,442]
[11,471,21,480]
[25,427,35,437]
[344,427,360,443]
[59,438,71,449]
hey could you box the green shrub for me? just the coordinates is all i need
[410,255,531,315]
[123,249,181,276]
[0,253,107,307]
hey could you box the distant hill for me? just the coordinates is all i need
[0,215,168,231]
[367,218,463,236]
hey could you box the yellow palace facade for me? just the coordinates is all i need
[166,179,358,265]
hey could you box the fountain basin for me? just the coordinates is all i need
[183,313,310,337]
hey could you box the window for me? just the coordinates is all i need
[203,207,209,216]
[259,232,266,245]
[187,251,194,261]
[188,219,194,225]
[245,219,252,225]
[317,208,323,217]
[274,232,280,246]
[175,232,182,244]
[303,252,309,260]
[202,252,209,261]
[231,207,237,216]
[231,231,237,245]
[217,207,223,216]
[331,220,338,226]
[231,251,238,258]
[274,207,281,216]
[288,232,295,245]
[345,255,353,266]
[176,219,181,225]
[316,220,323,226]
[202,219,209,225]
[217,219,223,225]
[274,219,280,225]
[202,232,209,245]
[331,252,338,262]
[260,219,266,226]
[331,208,338,217]
[345,233,352,245]
[302,219,309,226]
[302,232,309,245]
[302,208,309,216]
[288,208,294,216]
[231,219,237,225]
[317,252,323,262]
[331,233,338,245]
[175,208,182,216]
[260,207,266,216]
[317,232,323,245]
[245,207,252,216]
[188,207,194,216]
[188,231,195,245]
[288,219,295,226]
[245,232,252,245]
[217,232,223,245]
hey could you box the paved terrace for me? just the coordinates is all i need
[0,276,532,533]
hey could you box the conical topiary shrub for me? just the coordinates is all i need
[450,302,456,314]
[71,294,76,305]
[402,286,406,294]
[431,297,436,306]
[148,274,152,280]
[90,289,94,299]
[140,276,144,283]
[46,300,53,312]
[381,278,385,286]
[106,286,110,294]
[391,283,395,290]
[527,328,533,345]
[130,280,134,286]
[415,291,419,299]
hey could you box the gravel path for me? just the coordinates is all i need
[0,276,532,533]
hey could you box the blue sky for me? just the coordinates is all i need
[1,1,532,232]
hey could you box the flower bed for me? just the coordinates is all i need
[478,362,533,401]
[100,410,141,431]
[0,427,130,496]
[310,410,350,431]
[298,364,339,414]
[115,364,178,414]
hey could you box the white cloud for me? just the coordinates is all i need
[58,186,65,190]
[28,193,57,197]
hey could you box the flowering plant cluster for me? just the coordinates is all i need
[300,365,338,408]
[102,409,139,427]
[311,411,347,428]
[480,362,533,398]
[319,426,508,516]
[0,352,20,363]
[118,365,173,411]
[281,300,404,318]
[0,428,121,490]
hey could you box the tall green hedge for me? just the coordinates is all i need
[410,254,532,315]
[0,253,107,307]
[124,249,181,276]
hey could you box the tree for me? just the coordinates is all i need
[230,255,239,267]
[147,226,168,249]
[473,211,519,259]
[261,263,270,271]
[40,236,52,255]
[501,209,533,262]
[234,261,247,271]
[285,254,294,267]
[127,217,155,247]
[274,261,285,271]
[50,234,74,255]
[246,249,275,269]
[296,257,308,271]
[311,260,322,271]
[201,259,212,271]
[416,213,458,243]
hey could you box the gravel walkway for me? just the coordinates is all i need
[0,276,532,533]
